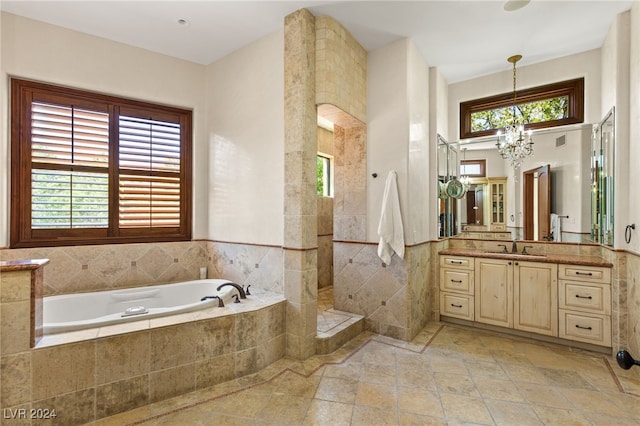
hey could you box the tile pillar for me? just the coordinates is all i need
[0,260,48,412]
[284,9,318,359]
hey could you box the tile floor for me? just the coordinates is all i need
[316,286,357,334]
[95,312,640,426]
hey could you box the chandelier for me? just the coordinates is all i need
[496,54,533,169]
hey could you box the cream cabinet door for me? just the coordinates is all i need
[514,261,558,336]
[475,258,513,328]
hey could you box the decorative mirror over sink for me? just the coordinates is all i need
[436,123,597,244]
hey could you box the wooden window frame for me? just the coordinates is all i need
[460,159,486,177]
[10,78,193,248]
[459,78,584,139]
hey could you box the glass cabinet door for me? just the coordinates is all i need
[489,178,507,230]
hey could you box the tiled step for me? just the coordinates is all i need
[315,309,364,355]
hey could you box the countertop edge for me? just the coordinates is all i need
[0,258,50,272]
[438,249,613,268]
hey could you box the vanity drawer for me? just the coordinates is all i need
[440,256,474,270]
[558,264,611,284]
[558,309,611,347]
[559,280,610,315]
[440,269,474,294]
[440,293,474,320]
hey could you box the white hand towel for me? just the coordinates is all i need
[550,213,561,242]
[377,171,405,264]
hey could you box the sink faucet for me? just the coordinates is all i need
[497,244,508,253]
[216,282,247,299]
[511,240,518,253]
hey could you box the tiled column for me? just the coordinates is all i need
[284,9,318,359]
[0,260,48,414]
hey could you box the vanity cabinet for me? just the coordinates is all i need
[439,256,474,320]
[558,264,612,346]
[475,258,558,335]
[514,262,558,336]
[475,258,513,328]
[488,178,506,230]
[439,252,612,348]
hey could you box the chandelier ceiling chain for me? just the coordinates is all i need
[495,54,534,169]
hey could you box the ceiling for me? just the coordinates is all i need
[0,1,633,83]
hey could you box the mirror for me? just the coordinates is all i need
[591,107,615,246]
[438,123,594,242]
[461,178,487,227]
[437,135,458,237]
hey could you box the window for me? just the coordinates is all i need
[317,155,332,196]
[460,78,584,139]
[460,160,486,177]
[10,79,192,247]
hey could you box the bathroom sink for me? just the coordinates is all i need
[483,251,547,259]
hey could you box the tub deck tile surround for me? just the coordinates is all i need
[0,258,286,424]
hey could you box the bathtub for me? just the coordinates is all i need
[43,279,241,334]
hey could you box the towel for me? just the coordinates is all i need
[377,171,405,264]
[550,213,561,242]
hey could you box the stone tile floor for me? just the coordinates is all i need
[95,320,640,425]
[317,286,356,334]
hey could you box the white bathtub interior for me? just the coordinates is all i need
[43,279,242,334]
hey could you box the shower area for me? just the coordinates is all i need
[316,104,367,342]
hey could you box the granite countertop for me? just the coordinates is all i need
[0,258,50,272]
[439,249,613,268]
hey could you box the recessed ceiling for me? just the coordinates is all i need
[0,1,633,83]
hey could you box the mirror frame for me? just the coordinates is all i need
[591,107,615,246]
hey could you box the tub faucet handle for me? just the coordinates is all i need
[232,294,240,303]
[201,295,224,307]
[244,284,251,296]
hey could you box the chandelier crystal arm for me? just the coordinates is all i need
[496,54,533,169]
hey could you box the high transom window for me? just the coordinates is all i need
[11,79,192,247]
[459,78,584,139]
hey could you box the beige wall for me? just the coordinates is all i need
[206,30,285,246]
[429,67,449,240]
[623,1,640,356]
[602,11,631,250]
[367,39,410,244]
[0,12,208,245]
